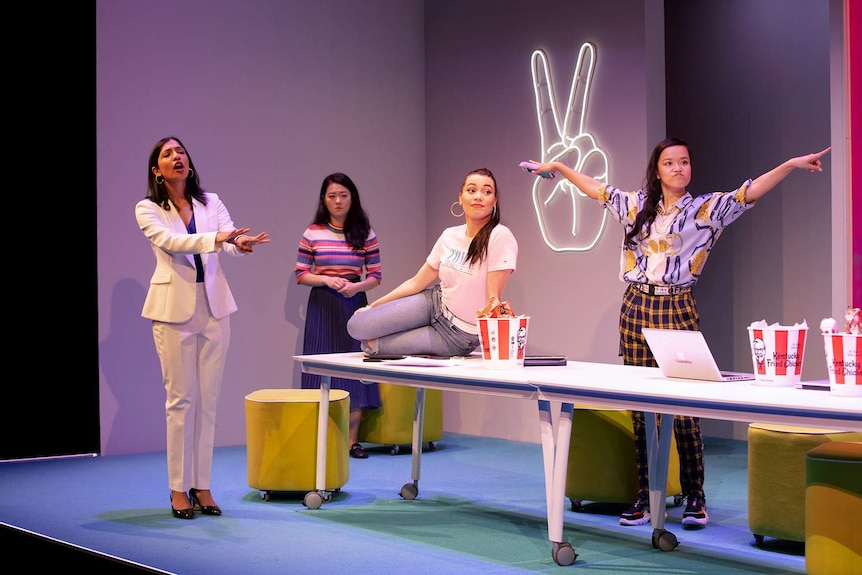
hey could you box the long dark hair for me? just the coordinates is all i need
[624,137,689,248]
[313,172,372,252]
[464,167,501,266]
[145,135,207,210]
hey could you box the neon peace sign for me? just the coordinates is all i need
[530,43,609,252]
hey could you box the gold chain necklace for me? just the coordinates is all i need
[654,204,675,236]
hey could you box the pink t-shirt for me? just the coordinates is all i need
[426,224,518,323]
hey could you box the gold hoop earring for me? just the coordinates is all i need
[450,201,464,218]
[155,175,164,185]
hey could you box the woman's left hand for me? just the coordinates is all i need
[796,147,831,172]
[337,282,361,297]
[236,231,271,253]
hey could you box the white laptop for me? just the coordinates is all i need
[642,327,755,382]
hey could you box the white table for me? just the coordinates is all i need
[294,352,862,566]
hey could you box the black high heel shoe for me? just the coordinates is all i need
[189,488,222,516]
[170,492,194,520]
[350,443,369,459]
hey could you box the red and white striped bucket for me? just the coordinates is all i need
[823,333,862,397]
[477,316,530,369]
[747,325,808,386]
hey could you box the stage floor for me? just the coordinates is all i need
[0,434,804,574]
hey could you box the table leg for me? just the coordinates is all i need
[645,412,678,551]
[537,400,578,566]
[399,387,426,500]
[303,376,331,509]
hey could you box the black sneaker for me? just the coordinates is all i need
[681,492,709,527]
[619,499,651,526]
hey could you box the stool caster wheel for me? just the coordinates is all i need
[753,534,764,547]
[303,491,324,509]
[260,490,271,501]
[651,529,679,551]
[673,494,684,507]
[551,542,577,566]
[428,441,437,451]
[400,482,418,500]
[569,499,583,512]
[390,444,400,455]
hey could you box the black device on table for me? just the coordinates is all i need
[524,355,567,367]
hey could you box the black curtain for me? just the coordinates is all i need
[2,1,100,460]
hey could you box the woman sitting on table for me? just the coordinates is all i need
[347,167,518,358]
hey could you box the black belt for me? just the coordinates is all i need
[630,283,692,296]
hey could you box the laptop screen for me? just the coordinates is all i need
[642,328,754,382]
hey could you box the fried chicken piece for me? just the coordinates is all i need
[476,296,515,318]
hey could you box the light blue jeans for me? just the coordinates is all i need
[346,285,479,357]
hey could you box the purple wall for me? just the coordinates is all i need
[94,0,839,456]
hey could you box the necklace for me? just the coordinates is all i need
[654,203,676,236]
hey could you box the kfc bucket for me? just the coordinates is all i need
[747,321,808,386]
[477,316,529,369]
[822,333,862,397]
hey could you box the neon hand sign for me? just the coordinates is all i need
[530,43,609,252]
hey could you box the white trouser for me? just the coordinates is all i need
[152,283,231,493]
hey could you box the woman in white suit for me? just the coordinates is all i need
[135,136,269,519]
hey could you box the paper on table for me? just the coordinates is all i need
[382,356,464,367]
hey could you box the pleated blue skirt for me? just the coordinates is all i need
[300,285,381,409]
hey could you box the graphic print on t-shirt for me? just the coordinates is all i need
[441,247,473,274]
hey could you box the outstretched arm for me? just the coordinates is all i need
[746,147,831,202]
[364,263,438,309]
[486,269,514,301]
[531,160,604,200]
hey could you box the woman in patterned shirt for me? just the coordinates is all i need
[295,172,382,459]
[529,139,829,529]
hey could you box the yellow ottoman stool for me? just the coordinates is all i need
[245,389,350,499]
[806,441,862,575]
[747,423,862,546]
[566,408,683,511]
[359,384,443,454]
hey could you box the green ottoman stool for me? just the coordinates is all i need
[747,423,862,546]
[806,441,862,575]
[358,384,443,454]
[245,389,350,500]
[566,407,683,511]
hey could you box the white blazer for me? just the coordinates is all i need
[135,192,247,323]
